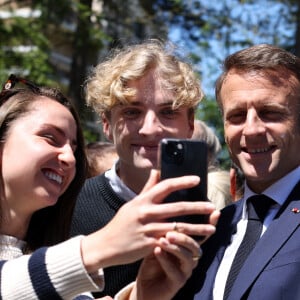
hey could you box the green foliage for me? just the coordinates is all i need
[0,6,55,86]
[83,127,99,143]
[1,0,299,157]
[196,96,231,169]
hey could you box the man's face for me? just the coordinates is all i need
[102,70,194,173]
[221,69,300,193]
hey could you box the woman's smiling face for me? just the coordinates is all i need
[0,97,77,217]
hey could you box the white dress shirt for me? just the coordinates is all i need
[105,160,137,201]
[213,166,300,300]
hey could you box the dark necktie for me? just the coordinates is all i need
[223,195,274,300]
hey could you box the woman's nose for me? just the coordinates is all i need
[58,144,76,168]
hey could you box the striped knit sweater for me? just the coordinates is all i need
[70,172,198,300]
[0,235,101,299]
[70,174,142,298]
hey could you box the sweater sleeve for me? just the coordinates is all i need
[0,236,103,299]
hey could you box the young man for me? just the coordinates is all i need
[191,44,300,300]
[70,40,208,299]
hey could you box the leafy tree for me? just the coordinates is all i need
[153,0,299,167]
[0,2,55,86]
[1,0,300,152]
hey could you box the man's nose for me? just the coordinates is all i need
[242,110,266,136]
[138,111,163,135]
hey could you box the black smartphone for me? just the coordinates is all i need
[159,138,208,225]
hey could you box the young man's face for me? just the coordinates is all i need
[102,70,194,173]
[221,69,300,193]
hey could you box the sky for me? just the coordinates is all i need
[168,0,296,98]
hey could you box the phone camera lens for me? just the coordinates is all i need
[165,142,184,164]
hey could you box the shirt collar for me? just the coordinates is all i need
[242,166,300,218]
[105,160,137,201]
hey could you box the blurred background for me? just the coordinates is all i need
[1,0,299,167]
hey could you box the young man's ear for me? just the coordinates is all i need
[187,113,195,138]
[102,114,113,142]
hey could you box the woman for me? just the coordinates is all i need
[0,75,219,299]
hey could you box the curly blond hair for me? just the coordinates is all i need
[84,39,203,117]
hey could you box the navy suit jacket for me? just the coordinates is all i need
[188,180,300,300]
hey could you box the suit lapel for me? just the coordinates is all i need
[229,181,300,299]
[194,201,243,299]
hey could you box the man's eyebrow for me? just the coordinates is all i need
[120,100,174,106]
[158,101,174,106]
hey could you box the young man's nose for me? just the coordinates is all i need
[138,111,163,135]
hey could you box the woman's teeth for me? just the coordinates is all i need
[44,171,63,184]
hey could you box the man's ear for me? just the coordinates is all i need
[102,114,113,142]
[187,113,195,138]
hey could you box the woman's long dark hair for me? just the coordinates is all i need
[0,87,87,251]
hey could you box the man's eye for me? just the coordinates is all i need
[227,113,246,124]
[123,109,141,118]
[161,108,178,117]
[260,110,284,121]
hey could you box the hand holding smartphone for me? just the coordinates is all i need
[158,138,208,226]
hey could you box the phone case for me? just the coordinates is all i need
[159,138,208,226]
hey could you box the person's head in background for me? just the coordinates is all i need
[207,170,232,210]
[191,119,222,169]
[86,141,118,177]
[0,75,86,251]
[84,39,203,193]
[192,120,232,209]
[230,162,245,201]
[215,44,300,193]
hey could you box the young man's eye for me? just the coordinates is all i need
[123,109,141,118]
[160,108,178,117]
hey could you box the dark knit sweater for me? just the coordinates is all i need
[71,173,197,300]
[70,174,142,298]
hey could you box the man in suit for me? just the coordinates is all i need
[190,44,300,299]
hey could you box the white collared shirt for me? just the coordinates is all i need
[213,166,300,300]
[105,160,137,201]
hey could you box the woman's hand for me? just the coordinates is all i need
[81,169,218,274]
[130,223,220,300]
[134,232,199,300]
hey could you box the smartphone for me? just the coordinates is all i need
[159,138,208,225]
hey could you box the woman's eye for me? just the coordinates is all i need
[43,134,58,144]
